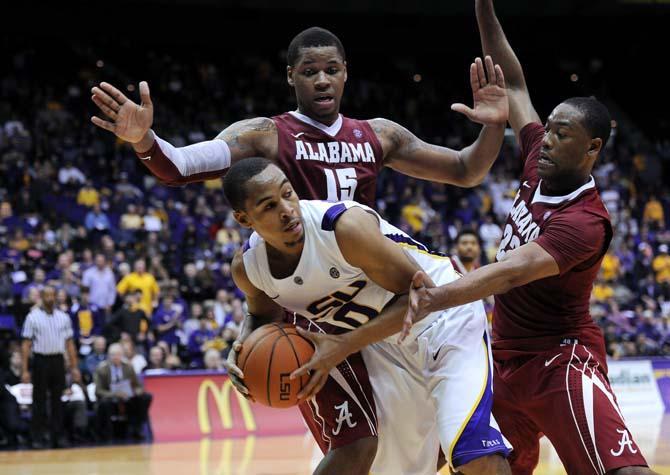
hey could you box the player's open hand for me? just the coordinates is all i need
[223,340,254,401]
[290,328,350,402]
[399,270,436,343]
[451,56,508,127]
[91,81,154,143]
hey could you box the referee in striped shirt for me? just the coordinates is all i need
[21,285,81,449]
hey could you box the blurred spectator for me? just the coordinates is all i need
[652,244,670,287]
[187,317,216,367]
[94,343,152,440]
[84,204,111,234]
[213,289,232,327]
[76,180,100,208]
[145,346,166,371]
[152,295,183,349]
[643,194,665,230]
[70,287,104,354]
[57,161,86,187]
[108,292,151,345]
[82,253,116,313]
[203,348,224,371]
[478,214,502,262]
[84,336,107,376]
[121,340,147,375]
[116,259,159,317]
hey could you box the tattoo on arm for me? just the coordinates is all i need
[370,118,441,159]
[216,117,276,157]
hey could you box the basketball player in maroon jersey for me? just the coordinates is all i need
[404,2,655,474]
[90,27,508,474]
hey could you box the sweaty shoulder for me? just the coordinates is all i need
[535,205,611,276]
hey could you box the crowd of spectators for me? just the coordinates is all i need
[1,43,669,448]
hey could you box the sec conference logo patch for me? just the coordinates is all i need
[329,267,340,279]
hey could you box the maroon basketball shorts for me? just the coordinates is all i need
[298,350,378,453]
[493,340,648,475]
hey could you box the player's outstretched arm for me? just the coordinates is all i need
[91,81,277,185]
[404,242,559,329]
[476,0,541,137]
[371,56,507,188]
[226,250,284,399]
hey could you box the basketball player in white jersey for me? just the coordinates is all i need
[222,157,512,475]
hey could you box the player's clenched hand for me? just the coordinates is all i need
[290,328,351,402]
[223,341,254,401]
[399,270,436,343]
[91,81,154,143]
[451,56,508,127]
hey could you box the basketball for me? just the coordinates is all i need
[237,323,314,408]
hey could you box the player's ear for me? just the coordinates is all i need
[287,66,295,87]
[343,61,348,83]
[587,137,602,158]
[233,210,253,229]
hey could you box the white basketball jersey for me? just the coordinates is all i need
[242,200,460,340]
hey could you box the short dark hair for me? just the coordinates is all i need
[287,27,346,66]
[562,97,612,147]
[456,229,479,244]
[223,157,274,211]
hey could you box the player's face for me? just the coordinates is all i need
[540,103,600,182]
[456,235,480,263]
[287,46,347,125]
[235,165,304,251]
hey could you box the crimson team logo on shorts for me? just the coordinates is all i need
[610,428,638,457]
[332,400,357,435]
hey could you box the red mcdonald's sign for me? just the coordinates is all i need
[144,372,305,442]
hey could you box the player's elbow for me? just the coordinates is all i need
[498,260,528,293]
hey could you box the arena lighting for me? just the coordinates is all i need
[96,60,104,68]
[413,73,422,82]
[570,73,579,82]
[127,84,136,92]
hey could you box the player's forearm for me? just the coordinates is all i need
[427,260,521,311]
[341,295,408,353]
[457,123,505,186]
[475,0,527,91]
[133,132,231,185]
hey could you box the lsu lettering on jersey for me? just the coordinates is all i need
[242,199,458,340]
[241,200,511,473]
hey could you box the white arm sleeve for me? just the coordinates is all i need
[154,134,232,177]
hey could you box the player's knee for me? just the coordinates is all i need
[346,436,377,467]
[314,436,377,475]
[608,467,658,475]
[456,453,511,475]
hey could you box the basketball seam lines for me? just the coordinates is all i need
[275,323,308,393]
[266,327,284,408]
[238,325,283,372]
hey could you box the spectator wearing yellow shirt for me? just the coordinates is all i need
[76,180,100,207]
[592,278,614,303]
[601,252,621,282]
[116,259,160,317]
[643,195,665,230]
[652,244,670,285]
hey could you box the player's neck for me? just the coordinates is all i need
[295,107,339,126]
[540,174,590,196]
[266,242,304,279]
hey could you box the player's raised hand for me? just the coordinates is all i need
[451,56,508,127]
[91,81,154,143]
[290,328,350,402]
[399,270,436,343]
[223,340,254,401]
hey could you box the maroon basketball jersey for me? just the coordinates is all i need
[271,111,384,207]
[492,122,613,353]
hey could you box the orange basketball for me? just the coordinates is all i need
[237,323,314,408]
